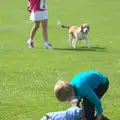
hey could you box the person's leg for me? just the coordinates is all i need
[30,21,40,40]
[27,21,40,48]
[41,19,52,48]
[82,98,95,120]
[41,19,48,43]
[82,79,109,120]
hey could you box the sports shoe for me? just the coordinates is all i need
[44,42,53,49]
[27,39,34,48]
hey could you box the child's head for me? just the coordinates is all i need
[54,80,75,102]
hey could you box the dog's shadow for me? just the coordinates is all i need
[54,46,106,52]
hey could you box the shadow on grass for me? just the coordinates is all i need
[53,46,106,52]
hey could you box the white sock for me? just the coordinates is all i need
[44,41,48,45]
[28,39,33,43]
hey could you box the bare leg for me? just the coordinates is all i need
[29,21,40,41]
[27,21,40,48]
[41,19,48,42]
[41,19,52,48]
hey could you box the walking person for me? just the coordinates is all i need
[27,0,52,49]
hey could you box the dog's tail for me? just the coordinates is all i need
[57,21,70,29]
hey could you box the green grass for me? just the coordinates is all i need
[0,0,120,119]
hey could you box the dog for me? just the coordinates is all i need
[58,22,91,49]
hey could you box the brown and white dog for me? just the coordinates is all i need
[58,22,91,49]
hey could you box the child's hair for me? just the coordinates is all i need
[54,80,74,102]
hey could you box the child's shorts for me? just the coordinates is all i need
[30,10,48,21]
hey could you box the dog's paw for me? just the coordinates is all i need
[88,46,91,49]
[73,46,76,49]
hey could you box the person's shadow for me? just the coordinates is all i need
[53,46,106,52]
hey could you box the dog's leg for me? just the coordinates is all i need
[72,38,75,48]
[68,34,73,48]
[85,38,91,49]
[73,37,78,49]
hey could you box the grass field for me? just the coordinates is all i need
[0,0,120,120]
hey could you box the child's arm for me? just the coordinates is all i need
[27,0,31,13]
[71,99,80,107]
[71,98,83,108]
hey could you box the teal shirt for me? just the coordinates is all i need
[70,70,108,115]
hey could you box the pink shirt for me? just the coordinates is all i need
[28,0,47,12]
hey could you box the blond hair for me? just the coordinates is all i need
[54,80,74,102]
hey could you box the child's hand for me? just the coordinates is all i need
[96,114,102,120]
[27,6,31,13]
[71,98,79,103]
[71,99,79,106]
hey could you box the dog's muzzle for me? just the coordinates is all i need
[83,28,88,33]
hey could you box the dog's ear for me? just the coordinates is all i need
[81,24,84,29]
[80,24,84,32]
[46,115,52,120]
